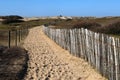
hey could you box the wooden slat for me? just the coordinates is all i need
[43,26,120,80]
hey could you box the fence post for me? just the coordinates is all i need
[8,30,11,48]
[20,29,23,40]
[15,30,17,46]
[18,29,20,42]
[112,37,118,80]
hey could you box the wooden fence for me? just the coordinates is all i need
[43,26,120,80]
[0,29,28,48]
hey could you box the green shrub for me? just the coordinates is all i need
[1,15,24,24]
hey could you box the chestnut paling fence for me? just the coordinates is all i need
[43,26,120,80]
[0,29,28,48]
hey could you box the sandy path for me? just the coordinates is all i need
[23,26,107,80]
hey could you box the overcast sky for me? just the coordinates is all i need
[0,0,120,17]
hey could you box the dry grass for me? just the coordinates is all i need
[0,46,28,80]
[49,17,120,35]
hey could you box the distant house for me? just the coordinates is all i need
[50,16,59,19]
[0,19,3,24]
[59,16,73,20]
[66,17,72,20]
[59,16,66,20]
[0,19,3,21]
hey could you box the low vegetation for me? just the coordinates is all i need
[97,21,120,35]
[1,15,120,35]
[73,21,101,29]
[0,15,24,24]
[71,20,120,35]
[50,17,120,36]
[0,46,28,80]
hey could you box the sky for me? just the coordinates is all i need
[0,0,120,17]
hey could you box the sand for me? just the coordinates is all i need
[23,26,107,80]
